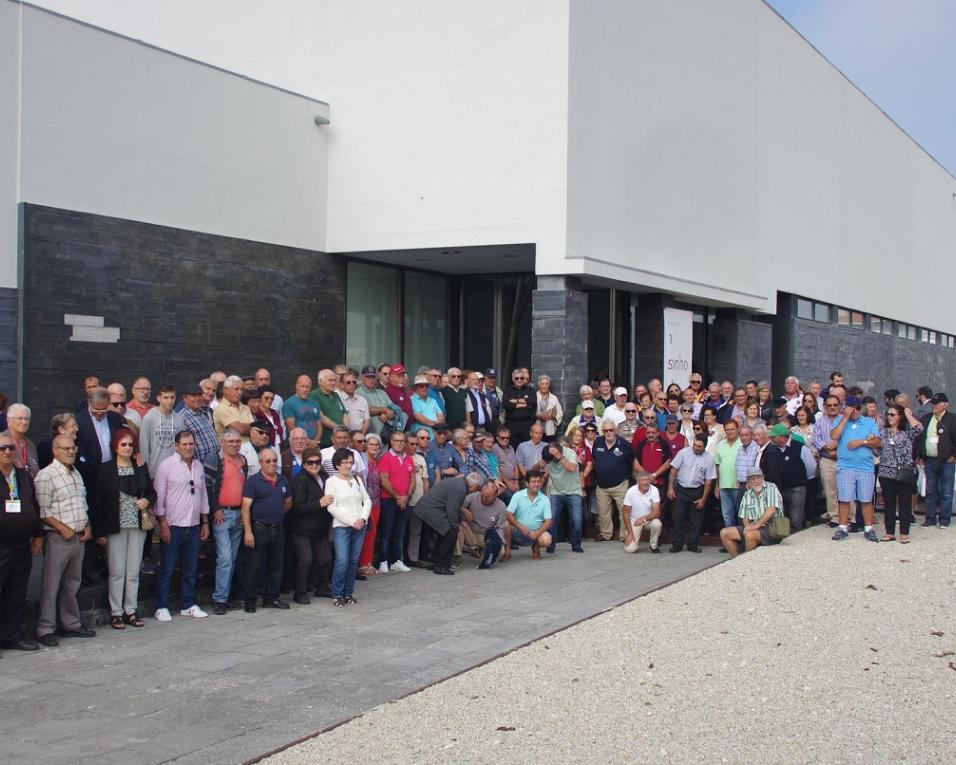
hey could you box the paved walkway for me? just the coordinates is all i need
[0,539,719,764]
[267,523,956,765]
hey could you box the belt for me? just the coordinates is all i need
[253,521,281,529]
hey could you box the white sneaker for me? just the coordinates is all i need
[390,560,411,573]
[180,605,208,618]
[154,608,172,622]
[378,562,389,574]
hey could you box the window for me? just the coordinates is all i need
[898,324,907,339]
[851,312,864,328]
[814,303,830,323]
[404,271,448,374]
[908,326,917,340]
[929,331,937,344]
[346,262,400,369]
[838,309,850,326]
[920,328,929,343]
[797,299,812,320]
[881,320,893,336]
[870,317,881,333]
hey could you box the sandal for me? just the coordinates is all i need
[110,615,125,630]
[881,534,896,542]
[123,612,145,628]
[900,535,910,544]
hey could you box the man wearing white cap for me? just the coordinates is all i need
[602,387,631,428]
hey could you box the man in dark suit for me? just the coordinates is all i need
[74,387,127,581]
[915,392,956,528]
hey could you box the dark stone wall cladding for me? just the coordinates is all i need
[531,289,589,417]
[22,204,346,426]
[791,318,956,397]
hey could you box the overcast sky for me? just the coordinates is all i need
[767,0,956,176]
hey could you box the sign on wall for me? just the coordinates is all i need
[663,307,693,389]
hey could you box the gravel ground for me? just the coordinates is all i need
[264,523,956,765]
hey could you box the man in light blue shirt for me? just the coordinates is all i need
[505,469,552,559]
[831,396,881,543]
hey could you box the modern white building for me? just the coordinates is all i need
[3,0,955,422]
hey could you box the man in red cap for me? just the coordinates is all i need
[385,364,413,428]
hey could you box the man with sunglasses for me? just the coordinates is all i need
[812,395,843,523]
[602,387,631,429]
[616,402,642,442]
[106,383,142,432]
[591,421,635,542]
[152,431,210,621]
[830,397,881,542]
[0,432,43,653]
[441,367,468,430]
[504,368,536,444]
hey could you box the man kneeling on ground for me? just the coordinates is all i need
[623,471,662,553]
[458,479,508,569]
[719,467,783,557]
[505,469,552,560]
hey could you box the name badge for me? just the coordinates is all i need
[5,500,21,513]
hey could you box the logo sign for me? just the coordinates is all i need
[663,308,693,389]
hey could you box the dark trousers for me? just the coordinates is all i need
[240,523,284,603]
[418,524,436,562]
[378,498,409,565]
[879,477,913,535]
[156,525,200,611]
[507,419,533,445]
[673,484,705,547]
[430,525,458,571]
[0,544,32,643]
[291,533,331,595]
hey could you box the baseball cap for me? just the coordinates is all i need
[485,368,497,378]
[433,423,450,432]
[181,383,203,396]
[390,364,406,375]
[413,375,429,386]
[664,414,679,423]
[361,365,376,377]
[250,419,274,432]
[768,423,790,437]
[581,401,595,410]
[773,397,788,408]
[614,386,628,396]
[931,392,949,404]
[746,467,764,479]
[846,396,863,408]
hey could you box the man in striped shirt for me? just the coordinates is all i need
[720,467,783,556]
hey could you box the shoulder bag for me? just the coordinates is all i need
[768,514,790,542]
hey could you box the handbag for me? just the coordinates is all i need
[140,506,157,532]
[896,465,916,484]
[768,514,790,542]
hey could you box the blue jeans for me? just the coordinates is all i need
[212,508,242,603]
[923,458,955,526]
[332,526,366,598]
[156,525,200,610]
[377,498,410,565]
[548,493,582,551]
[719,488,739,528]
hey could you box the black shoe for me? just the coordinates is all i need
[37,634,59,647]
[571,546,584,553]
[59,627,95,638]
[687,545,702,553]
[313,589,332,599]
[407,560,427,569]
[920,520,937,528]
[226,600,242,611]
[356,573,368,581]
[293,593,311,605]
[1,639,39,651]
[343,594,357,605]
[545,546,556,554]
[261,599,291,609]
[212,603,228,616]
[718,547,729,553]
[649,546,661,554]
[244,601,257,613]
[432,566,455,575]
[669,545,683,553]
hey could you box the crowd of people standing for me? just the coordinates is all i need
[0,363,949,655]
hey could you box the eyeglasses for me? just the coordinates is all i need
[624,409,637,413]
[305,459,321,466]
[118,441,134,448]
[55,446,78,452]
[418,435,431,440]
[497,435,510,440]
[189,479,195,495]
[344,380,357,386]
[260,458,277,464]
[680,408,693,413]
[109,401,126,408]
[689,380,702,385]
[133,386,151,392]
[0,444,15,451]
[450,374,462,379]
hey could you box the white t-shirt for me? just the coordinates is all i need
[602,406,627,428]
[623,484,660,522]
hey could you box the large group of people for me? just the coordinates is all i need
[0,363,949,654]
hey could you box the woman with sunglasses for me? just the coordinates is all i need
[877,404,922,543]
[358,434,383,577]
[289,447,334,603]
[326,448,372,606]
[92,428,156,629]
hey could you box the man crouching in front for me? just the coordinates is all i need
[504,469,552,560]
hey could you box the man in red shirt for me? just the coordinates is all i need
[632,423,673,493]
[376,430,416,573]
[384,364,413,427]
[203,428,248,615]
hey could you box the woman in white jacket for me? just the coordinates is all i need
[536,375,564,441]
[325,448,372,607]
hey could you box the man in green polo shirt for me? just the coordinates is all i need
[543,438,582,554]
[309,369,346,448]
[713,418,743,535]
